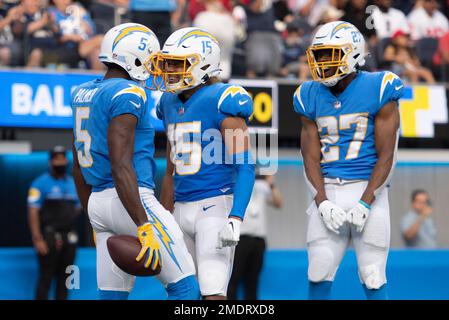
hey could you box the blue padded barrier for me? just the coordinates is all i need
[0,248,448,300]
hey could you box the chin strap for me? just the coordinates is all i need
[322,70,358,87]
[322,77,340,87]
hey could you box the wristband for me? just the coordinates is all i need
[359,200,371,210]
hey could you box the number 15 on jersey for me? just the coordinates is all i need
[167,122,202,176]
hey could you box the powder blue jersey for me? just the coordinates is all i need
[157,83,253,202]
[71,78,156,192]
[293,71,404,180]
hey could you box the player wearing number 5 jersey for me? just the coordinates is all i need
[71,23,199,300]
[293,21,404,299]
[152,27,255,299]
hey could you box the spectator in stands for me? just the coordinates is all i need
[342,0,377,41]
[242,0,283,78]
[128,0,184,44]
[0,2,24,66]
[408,0,449,41]
[273,0,294,23]
[27,146,81,300]
[342,0,379,70]
[392,0,417,16]
[228,172,283,300]
[316,4,345,25]
[370,0,410,39]
[88,0,128,35]
[189,0,233,21]
[279,18,311,80]
[433,29,449,80]
[401,189,437,248]
[288,0,335,27]
[193,0,236,80]
[383,29,435,82]
[18,0,59,68]
[42,0,103,70]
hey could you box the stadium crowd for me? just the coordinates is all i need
[1,0,449,82]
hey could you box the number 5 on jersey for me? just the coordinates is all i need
[75,107,93,167]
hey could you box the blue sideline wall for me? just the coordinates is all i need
[0,249,448,300]
[2,152,449,248]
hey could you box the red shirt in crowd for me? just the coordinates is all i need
[188,0,234,21]
[434,31,449,65]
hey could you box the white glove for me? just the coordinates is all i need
[318,200,347,234]
[217,218,242,249]
[347,201,371,232]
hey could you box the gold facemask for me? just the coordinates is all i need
[306,44,353,82]
[145,52,201,92]
[141,53,163,91]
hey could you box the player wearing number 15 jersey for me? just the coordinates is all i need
[293,21,404,299]
[152,27,255,299]
[71,23,199,300]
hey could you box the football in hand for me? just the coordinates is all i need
[107,235,161,277]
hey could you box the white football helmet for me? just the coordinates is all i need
[306,21,366,87]
[99,23,160,82]
[149,27,221,93]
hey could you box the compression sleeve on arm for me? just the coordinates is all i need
[229,150,256,220]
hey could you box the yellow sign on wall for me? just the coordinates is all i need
[229,79,278,134]
[399,85,448,138]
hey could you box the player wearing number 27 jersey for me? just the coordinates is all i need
[153,27,255,298]
[294,70,403,180]
[293,21,404,300]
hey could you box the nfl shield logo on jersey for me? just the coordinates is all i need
[334,100,341,109]
[178,107,184,115]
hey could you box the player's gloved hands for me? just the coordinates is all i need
[318,200,347,234]
[347,200,371,233]
[217,217,242,249]
[136,222,161,270]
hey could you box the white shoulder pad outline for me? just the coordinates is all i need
[379,72,401,104]
[112,83,147,103]
[294,85,306,113]
[217,85,250,111]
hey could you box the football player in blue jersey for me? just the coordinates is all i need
[293,21,404,300]
[71,23,199,300]
[150,27,255,299]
